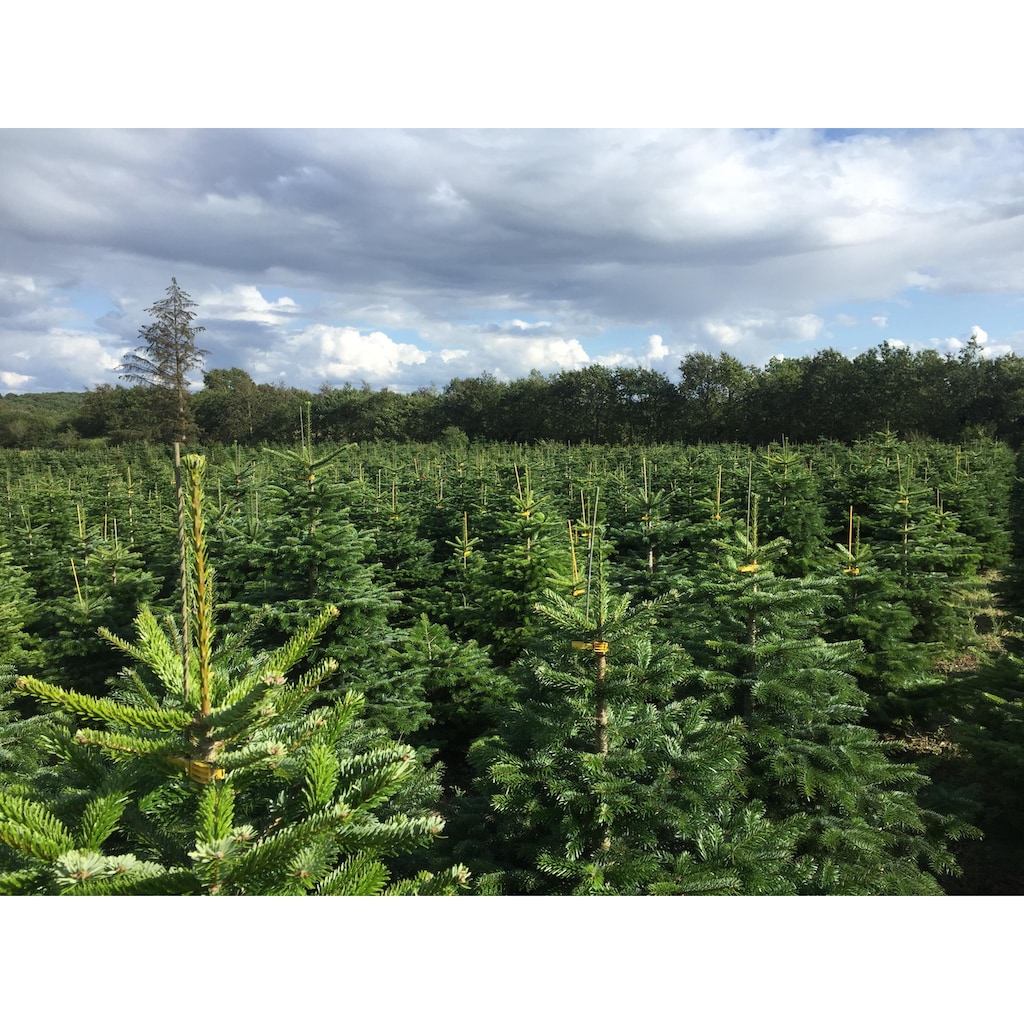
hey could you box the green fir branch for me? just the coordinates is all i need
[17,676,192,731]
[73,728,186,759]
[0,793,76,861]
[77,791,130,850]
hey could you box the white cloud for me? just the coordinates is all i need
[898,330,1011,362]
[506,318,551,331]
[904,271,937,290]
[7,129,1024,392]
[928,327,996,358]
[0,273,75,332]
[596,334,673,371]
[785,314,825,341]
[700,312,825,348]
[199,284,299,326]
[425,319,593,380]
[303,325,428,381]
[645,334,669,362]
[0,273,41,300]
[0,328,122,392]
[981,343,1012,359]
[702,319,750,346]
[0,370,33,388]
[929,326,1009,361]
[49,330,123,374]
[483,334,590,376]
[833,313,858,327]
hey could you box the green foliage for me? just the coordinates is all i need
[0,669,52,779]
[15,338,1024,447]
[470,540,800,895]
[0,450,466,895]
[383,613,508,784]
[823,536,948,730]
[0,392,84,448]
[675,526,965,893]
[0,529,38,674]
[209,431,415,733]
[446,466,574,665]
[933,634,1024,893]
[0,433,1015,894]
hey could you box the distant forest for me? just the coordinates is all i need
[5,340,1024,449]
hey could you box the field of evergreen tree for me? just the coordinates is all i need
[2,429,1022,894]
[2,277,1021,895]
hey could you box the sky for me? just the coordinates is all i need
[3,127,1022,397]
[3,15,1022,397]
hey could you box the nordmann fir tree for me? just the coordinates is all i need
[0,524,48,794]
[863,472,981,651]
[119,278,210,444]
[383,612,509,792]
[0,525,39,677]
[823,509,947,732]
[604,454,691,605]
[0,668,49,799]
[469,518,797,895]
[939,634,1024,894]
[8,470,80,615]
[665,458,741,580]
[346,467,444,631]
[753,441,828,578]
[675,508,970,894]
[1,451,468,895]
[212,412,421,736]
[43,511,161,697]
[446,464,574,668]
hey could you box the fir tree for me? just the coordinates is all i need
[471,535,795,895]
[676,522,966,893]
[119,278,210,444]
[604,454,691,603]
[754,441,827,577]
[43,516,161,696]
[383,613,509,788]
[935,629,1024,893]
[1,451,467,895]
[824,512,947,731]
[347,474,444,630]
[212,426,415,734]
[0,527,38,675]
[0,668,56,791]
[446,465,574,666]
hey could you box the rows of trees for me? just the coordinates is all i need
[2,433,1023,893]
[2,278,1023,449]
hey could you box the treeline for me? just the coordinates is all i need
[5,340,1024,449]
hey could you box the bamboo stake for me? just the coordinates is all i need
[173,442,191,704]
[70,558,85,609]
[584,487,600,621]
